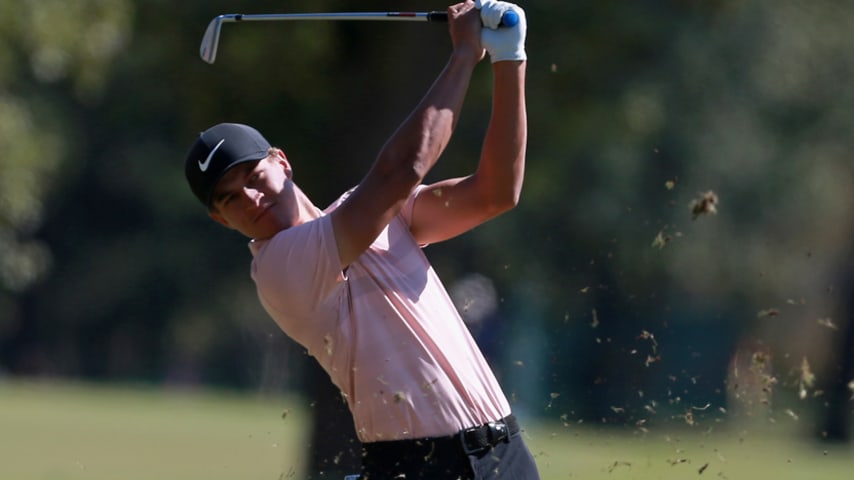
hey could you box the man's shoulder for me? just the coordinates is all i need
[249,215,332,261]
[249,214,343,306]
[324,186,358,214]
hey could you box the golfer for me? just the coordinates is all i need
[185,1,536,478]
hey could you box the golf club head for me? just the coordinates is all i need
[200,15,234,64]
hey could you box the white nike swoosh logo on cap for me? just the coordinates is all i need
[199,138,225,172]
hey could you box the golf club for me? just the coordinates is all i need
[200,10,520,64]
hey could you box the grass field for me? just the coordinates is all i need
[1,379,852,479]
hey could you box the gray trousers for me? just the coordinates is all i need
[356,430,540,479]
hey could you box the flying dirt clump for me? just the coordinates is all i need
[690,191,718,220]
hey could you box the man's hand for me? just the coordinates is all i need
[475,0,527,63]
[448,1,486,63]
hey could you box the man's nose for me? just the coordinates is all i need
[240,186,262,205]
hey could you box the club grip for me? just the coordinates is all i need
[427,10,519,27]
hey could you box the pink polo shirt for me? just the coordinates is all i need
[248,188,511,442]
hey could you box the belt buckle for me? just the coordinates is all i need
[460,419,510,455]
[460,425,483,455]
[490,420,508,443]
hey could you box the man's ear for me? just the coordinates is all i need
[209,210,234,230]
[270,148,293,179]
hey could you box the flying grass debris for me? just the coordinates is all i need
[652,230,671,249]
[817,317,838,330]
[799,357,816,400]
[691,191,718,220]
[638,330,660,367]
[607,461,632,473]
[652,227,682,249]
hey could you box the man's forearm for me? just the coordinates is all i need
[479,60,527,206]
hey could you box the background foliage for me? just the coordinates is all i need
[1,0,852,455]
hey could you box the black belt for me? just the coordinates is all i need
[457,415,520,454]
[361,414,521,463]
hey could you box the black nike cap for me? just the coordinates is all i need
[185,123,272,208]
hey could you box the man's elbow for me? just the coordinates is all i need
[374,149,425,189]
[490,188,522,215]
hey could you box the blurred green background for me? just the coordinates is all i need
[1,0,853,478]
[2,380,853,479]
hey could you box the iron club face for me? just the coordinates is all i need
[200,15,230,64]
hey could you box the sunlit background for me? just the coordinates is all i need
[1,0,852,478]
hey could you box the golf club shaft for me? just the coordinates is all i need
[216,11,518,25]
[201,11,518,64]
[221,12,450,23]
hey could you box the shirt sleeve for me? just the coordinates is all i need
[249,215,344,340]
[399,184,426,228]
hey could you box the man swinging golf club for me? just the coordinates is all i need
[184,1,537,478]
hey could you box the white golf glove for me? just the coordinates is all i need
[475,0,527,63]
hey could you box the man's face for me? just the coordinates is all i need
[208,150,299,240]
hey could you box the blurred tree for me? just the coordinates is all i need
[0,0,133,371]
[457,0,854,428]
[0,0,851,463]
[818,253,854,442]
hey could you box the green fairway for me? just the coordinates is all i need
[1,380,851,479]
[0,380,309,480]
[526,422,854,479]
